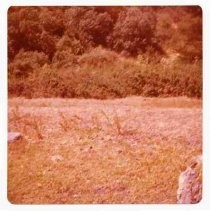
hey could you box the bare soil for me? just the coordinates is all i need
[8,97,202,204]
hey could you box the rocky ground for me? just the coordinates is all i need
[8,97,202,204]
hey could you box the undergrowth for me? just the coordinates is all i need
[8,48,202,99]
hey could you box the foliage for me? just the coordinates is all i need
[9,50,49,78]
[110,7,158,56]
[9,48,202,98]
[8,6,202,99]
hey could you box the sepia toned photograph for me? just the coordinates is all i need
[8,6,202,204]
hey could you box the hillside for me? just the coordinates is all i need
[8,6,202,99]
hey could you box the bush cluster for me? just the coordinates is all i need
[9,47,202,99]
[8,6,202,99]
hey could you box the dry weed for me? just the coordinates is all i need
[91,113,101,131]
[59,112,81,132]
[23,115,44,139]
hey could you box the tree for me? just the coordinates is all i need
[170,8,202,61]
[39,7,65,37]
[110,7,157,56]
[65,7,113,49]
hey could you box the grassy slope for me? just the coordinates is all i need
[8,97,202,204]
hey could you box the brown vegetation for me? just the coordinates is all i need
[8,6,202,99]
[8,97,202,204]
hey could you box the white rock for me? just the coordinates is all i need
[8,132,22,142]
[177,155,202,204]
[50,155,63,162]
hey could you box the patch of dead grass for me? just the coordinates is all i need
[8,97,202,204]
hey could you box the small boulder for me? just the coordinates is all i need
[8,132,22,143]
[50,155,63,163]
[177,155,202,204]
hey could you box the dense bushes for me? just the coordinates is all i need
[8,6,202,99]
[9,50,49,78]
[9,48,202,98]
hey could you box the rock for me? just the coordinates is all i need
[177,155,202,204]
[8,132,22,143]
[50,155,63,163]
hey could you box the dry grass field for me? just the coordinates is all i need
[8,97,202,204]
